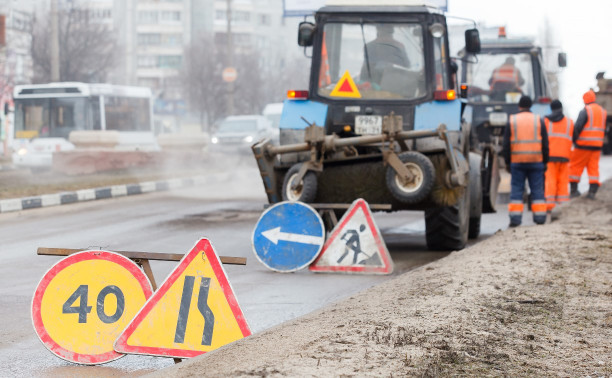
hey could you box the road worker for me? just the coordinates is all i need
[503,95,549,227]
[489,56,525,101]
[544,100,574,211]
[569,89,608,199]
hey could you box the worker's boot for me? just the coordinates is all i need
[570,182,580,198]
[586,183,599,200]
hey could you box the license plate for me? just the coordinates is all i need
[355,115,382,135]
[489,112,508,126]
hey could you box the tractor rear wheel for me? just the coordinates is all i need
[425,177,470,251]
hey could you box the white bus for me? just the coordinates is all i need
[12,82,156,167]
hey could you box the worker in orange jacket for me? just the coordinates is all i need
[544,100,574,211]
[503,95,549,227]
[569,90,608,199]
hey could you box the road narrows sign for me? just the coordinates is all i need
[31,251,153,365]
[114,238,251,358]
[310,198,394,274]
[252,201,325,272]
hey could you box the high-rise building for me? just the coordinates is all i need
[0,0,35,91]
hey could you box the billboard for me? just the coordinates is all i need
[283,1,448,18]
[283,0,325,17]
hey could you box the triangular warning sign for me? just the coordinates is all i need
[310,199,393,274]
[329,70,361,98]
[114,239,251,358]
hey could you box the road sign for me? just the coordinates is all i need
[310,198,393,274]
[222,67,237,83]
[31,251,153,365]
[114,238,251,358]
[330,70,361,98]
[252,201,325,272]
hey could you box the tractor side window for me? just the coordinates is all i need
[433,34,449,91]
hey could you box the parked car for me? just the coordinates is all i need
[262,102,283,129]
[211,115,278,153]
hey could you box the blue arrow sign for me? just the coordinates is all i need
[252,201,325,272]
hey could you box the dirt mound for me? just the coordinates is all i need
[151,182,612,377]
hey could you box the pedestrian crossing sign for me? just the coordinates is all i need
[114,238,251,358]
[329,70,362,98]
[309,199,393,274]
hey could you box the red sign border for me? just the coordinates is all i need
[114,238,251,358]
[31,250,154,365]
[309,198,394,274]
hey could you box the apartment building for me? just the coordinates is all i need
[0,0,36,93]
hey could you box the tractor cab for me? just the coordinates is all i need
[280,2,480,151]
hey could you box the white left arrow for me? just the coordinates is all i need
[261,227,324,246]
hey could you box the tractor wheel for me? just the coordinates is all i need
[468,152,483,239]
[602,121,612,155]
[282,163,317,203]
[385,152,435,204]
[425,177,470,251]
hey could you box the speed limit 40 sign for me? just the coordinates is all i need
[31,251,153,365]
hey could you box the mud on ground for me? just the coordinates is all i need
[153,181,612,377]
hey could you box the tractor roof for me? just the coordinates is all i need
[480,37,535,50]
[320,0,442,14]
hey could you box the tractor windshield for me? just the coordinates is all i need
[463,53,535,103]
[317,22,426,100]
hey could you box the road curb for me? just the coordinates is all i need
[0,175,207,214]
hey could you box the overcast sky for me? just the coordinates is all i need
[447,0,612,118]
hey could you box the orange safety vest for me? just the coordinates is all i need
[544,116,573,159]
[576,103,607,148]
[510,112,543,163]
[319,35,331,87]
[491,65,520,86]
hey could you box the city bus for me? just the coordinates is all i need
[12,82,156,167]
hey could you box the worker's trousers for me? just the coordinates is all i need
[508,162,547,225]
[569,148,601,186]
[545,161,570,210]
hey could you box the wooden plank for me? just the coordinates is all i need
[264,203,392,211]
[37,247,247,265]
[309,203,392,210]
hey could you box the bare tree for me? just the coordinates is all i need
[181,33,227,132]
[259,53,311,104]
[182,33,311,131]
[31,4,117,83]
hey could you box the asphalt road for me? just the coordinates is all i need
[1,155,610,376]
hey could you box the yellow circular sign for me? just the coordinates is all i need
[32,251,153,365]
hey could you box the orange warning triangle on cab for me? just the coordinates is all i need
[330,70,361,98]
[114,238,251,359]
[310,198,393,275]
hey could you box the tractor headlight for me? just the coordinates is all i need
[211,136,218,144]
[243,135,254,143]
[17,147,28,156]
